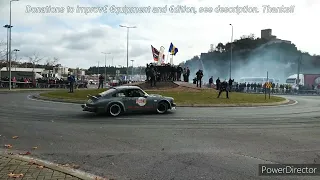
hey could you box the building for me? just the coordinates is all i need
[261,29,291,44]
[0,67,45,79]
[41,70,62,79]
[261,29,277,40]
[53,66,69,75]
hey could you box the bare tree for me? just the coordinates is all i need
[0,41,6,59]
[28,52,44,71]
[0,40,7,70]
[45,57,59,67]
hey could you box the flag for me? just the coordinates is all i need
[151,45,159,61]
[168,43,178,55]
[161,54,165,64]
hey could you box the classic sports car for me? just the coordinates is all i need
[81,86,176,116]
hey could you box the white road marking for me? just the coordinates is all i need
[230,153,276,163]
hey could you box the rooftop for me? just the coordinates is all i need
[0,67,45,72]
[113,85,141,90]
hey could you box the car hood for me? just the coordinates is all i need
[148,94,162,97]
[149,94,173,100]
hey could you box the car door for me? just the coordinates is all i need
[124,89,154,112]
[115,90,135,112]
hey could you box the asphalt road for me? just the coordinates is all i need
[0,93,320,180]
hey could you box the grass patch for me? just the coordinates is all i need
[40,88,285,105]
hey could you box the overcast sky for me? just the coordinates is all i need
[0,0,318,69]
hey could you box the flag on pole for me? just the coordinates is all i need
[168,43,178,55]
[151,45,159,61]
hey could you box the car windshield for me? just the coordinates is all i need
[141,89,149,96]
[98,88,117,96]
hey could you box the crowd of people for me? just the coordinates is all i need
[144,63,191,86]
[205,78,320,94]
[0,76,88,89]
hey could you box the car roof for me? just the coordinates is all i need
[113,85,142,90]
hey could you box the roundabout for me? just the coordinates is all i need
[0,91,320,180]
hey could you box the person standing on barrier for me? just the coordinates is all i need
[217,80,229,99]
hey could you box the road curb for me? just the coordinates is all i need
[0,152,102,180]
[32,94,292,107]
[0,89,62,94]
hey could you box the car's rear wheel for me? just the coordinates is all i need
[108,103,122,117]
[157,101,169,114]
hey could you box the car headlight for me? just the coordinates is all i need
[87,99,93,103]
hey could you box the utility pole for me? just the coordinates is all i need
[8,0,19,90]
[119,25,136,78]
[130,60,134,80]
[101,52,110,83]
[229,24,233,80]
[297,53,302,90]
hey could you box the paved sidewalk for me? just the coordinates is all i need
[0,155,83,180]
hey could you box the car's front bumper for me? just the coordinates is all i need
[81,104,97,112]
[170,103,177,110]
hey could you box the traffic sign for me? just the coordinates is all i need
[266,82,272,88]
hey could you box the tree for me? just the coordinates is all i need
[45,57,59,70]
[0,41,6,58]
[45,57,59,66]
[28,52,44,71]
[215,43,225,53]
[0,40,7,70]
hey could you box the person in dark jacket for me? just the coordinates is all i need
[196,69,203,88]
[67,74,75,93]
[209,76,213,88]
[186,67,190,82]
[217,80,229,98]
[149,65,156,87]
[98,75,104,89]
[228,78,234,92]
[216,78,220,90]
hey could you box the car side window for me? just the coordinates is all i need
[112,90,127,97]
[127,89,144,97]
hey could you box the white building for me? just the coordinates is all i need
[0,67,45,73]
[0,67,45,79]
[53,66,69,75]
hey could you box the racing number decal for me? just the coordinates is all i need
[136,97,147,106]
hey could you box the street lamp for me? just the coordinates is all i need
[101,52,110,81]
[130,60,134,80]
[119,25,136,77]
[97,61,100,75]
[3,24,12,88]
[229,24,233,79]
[8,0,19,90]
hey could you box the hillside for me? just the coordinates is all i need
[181,34,320,82]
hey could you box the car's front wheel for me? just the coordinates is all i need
[108,103,122,117]
[157,101,169,114]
